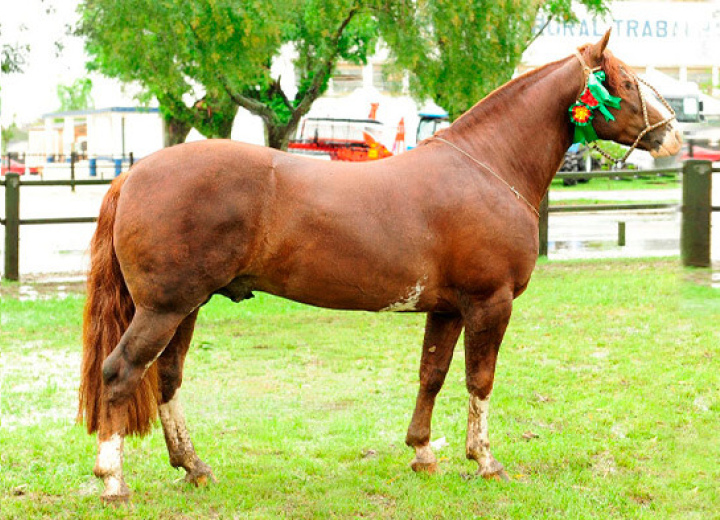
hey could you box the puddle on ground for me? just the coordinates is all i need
[550,238,679,254]
[1,277,86,301]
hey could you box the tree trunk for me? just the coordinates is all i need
[264,119,300,151]
[163,116,192,147]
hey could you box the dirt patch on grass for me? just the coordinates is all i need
[1,345,81,430]
[0,273,86,300]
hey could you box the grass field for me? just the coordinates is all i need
[550,174,680,192]
[1,259,718,519]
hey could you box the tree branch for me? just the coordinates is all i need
[221,80,279,124]
[526,14,553,47]
[290,5,361,127]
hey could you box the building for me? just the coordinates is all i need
[30,107,163,163]
[522,1,720,94]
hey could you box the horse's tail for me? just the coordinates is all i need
[77,172,160,436]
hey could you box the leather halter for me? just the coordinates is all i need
[573,50,676,165]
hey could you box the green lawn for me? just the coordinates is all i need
[550,174,680,192]
[1,260,718,519]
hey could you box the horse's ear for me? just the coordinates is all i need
[590,28,612,63]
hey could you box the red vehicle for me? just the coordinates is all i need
[682,145,720,162]
[289,117,393,161]
[1,158,41,175]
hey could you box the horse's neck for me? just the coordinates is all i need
[444,56,583,210]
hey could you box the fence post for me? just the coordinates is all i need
[681,160,712,268]
[538,192,549,257]
[70,151,77,193]
[3,173,20,281]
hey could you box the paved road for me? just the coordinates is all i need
[1,178,718,278]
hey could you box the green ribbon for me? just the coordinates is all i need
[570,70,622,144]
[573,121,598,144]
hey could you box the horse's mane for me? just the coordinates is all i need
[440,57,569,137]
[438,46,634,138]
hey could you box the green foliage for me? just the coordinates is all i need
[1,119,20,153]
[381,0,609,120]
[56,78,94,111]
[77,0,380,148]
[0,22,29,75]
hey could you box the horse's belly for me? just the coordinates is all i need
[253,248,444,312]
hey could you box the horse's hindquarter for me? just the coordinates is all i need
[114,141,276,312]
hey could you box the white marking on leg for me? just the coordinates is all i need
[381,278,426,312]
[410,443,438,473]
[95,433,126,496]
[159,391,197,471]
[414,444,435,463]
[467,395,503,476]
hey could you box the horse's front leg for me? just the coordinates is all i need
[94,308,184,503]
[462,290,513,480]
[156,310,216,486]
[406,312,463,473]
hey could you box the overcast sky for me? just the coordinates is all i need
[1,0,135,128]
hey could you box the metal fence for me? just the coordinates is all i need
[0,159,716,281]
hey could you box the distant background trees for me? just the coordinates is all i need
[382,0,608,121]
[76,0,609,149]
[56,77,94,111]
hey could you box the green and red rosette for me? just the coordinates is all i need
[569,71,622,144]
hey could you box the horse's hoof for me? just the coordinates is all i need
[100,491,131,506]
[480,469,510,482]
[185,462,217,487]
[411,460,438,474]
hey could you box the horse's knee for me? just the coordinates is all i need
[423,367,448,395]
[466,371,494,401]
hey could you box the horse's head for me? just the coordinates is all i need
[575,30,682,158]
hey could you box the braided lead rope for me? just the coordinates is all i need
[432,136,540,219]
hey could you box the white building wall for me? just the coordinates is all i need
[523,1,720,85]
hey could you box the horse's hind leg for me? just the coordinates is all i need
[156,309,216,486]
[462,290,513,480]
[95,307,186,503]
[406,312,463,473]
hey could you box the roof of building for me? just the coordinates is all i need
[42,107,160,118]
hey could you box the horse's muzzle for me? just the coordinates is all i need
[650,128,682,158]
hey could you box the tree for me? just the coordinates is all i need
[213,1,380,149]
[77,0,380,149]
[77,1,251,146]
[57,77,94,111]
[381,0,609,121]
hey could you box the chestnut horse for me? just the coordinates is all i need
[78,31,680,503]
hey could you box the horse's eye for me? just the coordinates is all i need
[623,80,633,90]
